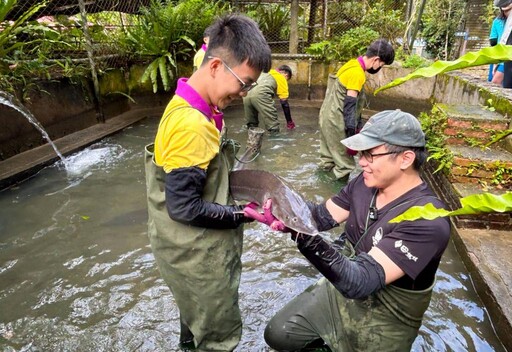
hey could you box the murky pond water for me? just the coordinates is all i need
[0,102,506,351]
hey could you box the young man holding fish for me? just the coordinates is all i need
[249,110,451,351]
[144,14,271,351]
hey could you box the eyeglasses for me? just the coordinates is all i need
[358,150,400,163]
[207,56,258,92]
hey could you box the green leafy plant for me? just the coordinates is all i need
[122,0,228,93]
[489,161,511,187]
[0,0,47,60]
[304,41,331,59]
[422,0,466,60]
[0,1,83,94]
[389,192,512,223]
[419,109,453,174]
[375,44,512,94]
[485,129,512,148]
[306,27,379,63]
[361,2,404,46]
[122,0,196,92]
[481,98,496,112]
[249,3,290,41]
[402,54,430,69]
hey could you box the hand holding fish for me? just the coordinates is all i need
[243,199,288,232]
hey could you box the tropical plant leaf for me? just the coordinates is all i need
[484,129,512,147]
[0,0,48,57]
[375,44,512,94]
[158,56,170,91]
[389,192,512,223]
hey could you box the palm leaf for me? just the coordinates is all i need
[375,45,512,94]
[389,192,512,223]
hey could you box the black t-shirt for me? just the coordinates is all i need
[331,173,451,290]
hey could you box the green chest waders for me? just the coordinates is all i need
[326,242,434,351]
[318,75,364,179]
[243,73,279,131]
[145,138,243,351]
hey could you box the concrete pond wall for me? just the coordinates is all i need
[1,59,512,161]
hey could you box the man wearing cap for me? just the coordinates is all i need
[256,110,451,351]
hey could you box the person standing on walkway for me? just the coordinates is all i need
[496,0,512,88]
[248,110,451,351]
[243,64,296,134]
[318,39,395,180]
[144,14,271,351]
[193,27,211,72]
[488,2,511,84]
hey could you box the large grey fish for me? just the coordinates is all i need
[230,169,318,235]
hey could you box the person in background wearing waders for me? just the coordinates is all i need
[243,64,296,134]
[247,110,451,351]
[144,14,271,351]
[193,27,211,72]
[488,0,511,84]
[496,0,512,88]
[318,39,395,180]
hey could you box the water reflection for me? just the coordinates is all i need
[0,103,505,351]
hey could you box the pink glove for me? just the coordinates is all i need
[243,199,287,231]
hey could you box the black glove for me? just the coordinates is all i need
[343,95,357,131]
[294,233,385,299]
[280,99,293,123]
[165,166,251,229]
[306,201,338,232]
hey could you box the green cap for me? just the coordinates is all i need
[341,109,425,151]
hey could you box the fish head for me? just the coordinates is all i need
[273,189,318,235]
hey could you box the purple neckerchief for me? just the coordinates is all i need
[357,56,366,71]
[175,77,223,131]
[201,44,208,52]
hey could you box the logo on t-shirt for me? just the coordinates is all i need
[394,240,419,262]
[372,227,383,246]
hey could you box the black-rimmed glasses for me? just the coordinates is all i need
[358,150,401,163]
[207,56,258,92]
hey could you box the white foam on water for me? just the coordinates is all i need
[63,143,128,178]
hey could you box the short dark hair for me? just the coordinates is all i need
[366,39,395,65]
[203,25,212,38]
[206,14,271,72]
[278,64,292,79]
[384,143,427,171]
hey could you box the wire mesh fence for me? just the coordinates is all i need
[1,0,490,93]
[3,0,409,68]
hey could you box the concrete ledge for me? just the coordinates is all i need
[451,227,512,350]
[0,105,164,190]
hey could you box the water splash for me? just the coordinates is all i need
[0,91,67,164]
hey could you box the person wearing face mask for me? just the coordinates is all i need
[318,39,395,180]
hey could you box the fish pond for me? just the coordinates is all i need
[0,101,506,351]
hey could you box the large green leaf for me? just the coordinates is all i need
[375,44,512,94]
[0,0,48,57]
[389,192,512,223]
